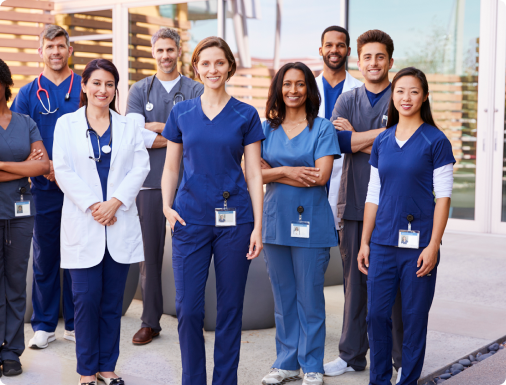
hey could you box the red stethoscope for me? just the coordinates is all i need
[37,70,75,115]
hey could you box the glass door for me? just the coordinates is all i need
[491,0,506,234]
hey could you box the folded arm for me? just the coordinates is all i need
[261,155,334,187]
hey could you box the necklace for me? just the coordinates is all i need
[284,116,307,134]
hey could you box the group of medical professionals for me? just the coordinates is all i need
[0,19,454,385]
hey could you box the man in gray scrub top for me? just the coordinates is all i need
[324,30,404,383]
[126,27,204,345]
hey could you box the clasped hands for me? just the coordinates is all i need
[89,198,122,226]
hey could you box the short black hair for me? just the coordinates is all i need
[321,26,350,48]
[0,59,14,102]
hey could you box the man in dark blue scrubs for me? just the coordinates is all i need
[10,25,81,349]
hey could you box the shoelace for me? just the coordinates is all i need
[269,368,281,374]
[306,372,319,379]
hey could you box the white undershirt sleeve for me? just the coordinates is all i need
[365,166,381,205]
[126,112,157,149]
[434,163,454,199]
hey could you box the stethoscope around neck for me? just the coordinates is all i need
[37,71,75,115]
[145,73,184,111]
[85,109,112,163]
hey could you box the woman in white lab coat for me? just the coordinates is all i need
[53,58,149,385]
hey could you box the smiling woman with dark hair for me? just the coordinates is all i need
[260,62,340,385]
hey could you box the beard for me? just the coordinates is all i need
[45,56,68,71]
[159,59,178,74]
[323,53,347,71]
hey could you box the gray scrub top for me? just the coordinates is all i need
[0,112,42,219]
[126,75,204,189]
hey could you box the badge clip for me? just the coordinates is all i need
[291,205,310,238]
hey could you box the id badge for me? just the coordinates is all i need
[215,208,236,227]
[15,201,31,217]
[291,221,310,238]
[382,114,388,127]
[398,230,420,249]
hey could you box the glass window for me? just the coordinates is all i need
[348,0,480,220]
[128,1,217,88]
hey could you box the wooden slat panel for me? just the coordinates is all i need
[13,78,34,88]
[129,72,155,81]
[130,36,151,47]
[0,24,44,36]
[227,77,271,87]
[69,56,95,65]
[130,24,164,36]
[0,10,54,24]
[233,97,266,108]
[1,0,53,11]
[433,112,463,120]
[69,30,112,41]
[129,48,152,58]
[235,67,272,77]
[71,43,112,54]
[432,93,478,102]
[77,10,112,18]
[129,13,191,30]
[227,86,269,98]
[0,38,38,49]
[0,52,42,62]
[129,61,156,70]
[62,16,112,31]
[8,65,40,75]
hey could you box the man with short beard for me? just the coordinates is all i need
[126,27,203,345]
[10,25,81,349]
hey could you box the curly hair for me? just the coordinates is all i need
[0,59,14,102]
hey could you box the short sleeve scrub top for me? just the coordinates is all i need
[162,96,265,225]
[261,117,340,247]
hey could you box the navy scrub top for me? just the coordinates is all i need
[162,96,265,225]
[369,123,455,248]
[88,125,112,202]
[10,73,82,191]
[0,112,42,219]
[261,117,340,248]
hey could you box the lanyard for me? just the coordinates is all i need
[36,71,75,115]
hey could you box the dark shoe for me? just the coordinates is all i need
[3,360,22,376]
[132,327,159,345]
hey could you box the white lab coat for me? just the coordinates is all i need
[316,71,362,228]
[53,107,150,269]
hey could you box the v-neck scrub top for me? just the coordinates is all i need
[162,96,265,225]
[0,112,42,219]
[10,73,82,191]
[88,125,112,202]
[369,123,455,247]
[261,117,340,247]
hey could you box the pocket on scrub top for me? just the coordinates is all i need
[179,173,207,220]
[262,201,276,241]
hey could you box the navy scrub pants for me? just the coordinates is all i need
[0,217,34,362]
[172,222,252,385]
[31,188,74,332]
[367,242,439,385]
[263,244,330,374]
[69,248,130,375]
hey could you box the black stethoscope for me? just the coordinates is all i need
[37,71,75,115]
[145,73,185,111]
[86,111,112,163]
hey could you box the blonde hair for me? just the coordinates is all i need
[191,36,236,80]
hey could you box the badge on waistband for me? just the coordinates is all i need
[398,214,419,249]
[15,187,30,217]
[291,206,310,238]
[215,191,236,227]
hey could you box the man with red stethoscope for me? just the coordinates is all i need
[10,25,81,349]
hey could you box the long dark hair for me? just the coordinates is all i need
[386,67,437,129]
[79,58,119,113]
[265,62,320,130]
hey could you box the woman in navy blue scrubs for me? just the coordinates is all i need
[0,59,49,377]
[161,37,264,385]
[358,67,455,385]
[259,63,340,385]
[53,59,149,385]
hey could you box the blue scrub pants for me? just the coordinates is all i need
[0,217,34,362]
[367,242,439,385]
[263,244,330,374]
[31,188,74,332]
[69,248,130,375]
[172,222,252,385]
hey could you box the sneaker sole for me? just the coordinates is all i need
[324,367,356,376]
[64,335,76,343]
[28,335,56,349]
[262,376,300,385]
[3,368,23,376]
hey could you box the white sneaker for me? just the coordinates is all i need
[261,368,300,384]
[64,329,76,343]
[396,367,402,384]
[303,372,324,385]
[323,357,355,376]
[28,330,56,349]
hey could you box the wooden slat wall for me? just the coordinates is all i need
[227,67,273,118]
[0,1,54,103]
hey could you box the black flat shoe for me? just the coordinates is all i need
[3,360,22,376]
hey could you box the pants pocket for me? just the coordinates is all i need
[172,255,185,302]
[314,248,331,287]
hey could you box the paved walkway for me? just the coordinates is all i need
[1,232,505,385]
